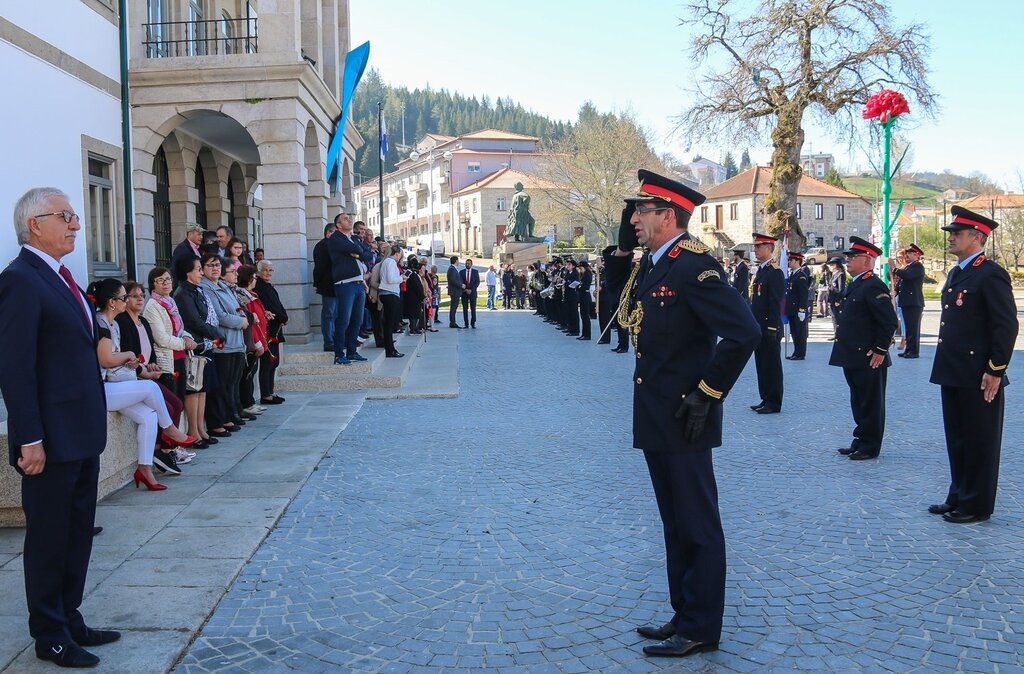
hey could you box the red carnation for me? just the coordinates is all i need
[173,371,181,380]
[270,355,279,363]
[214,338,224,350]
[137,353,145,364]
[863,89,910,124]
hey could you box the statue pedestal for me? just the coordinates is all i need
[495,241,550,268]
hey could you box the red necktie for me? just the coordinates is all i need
[58,264,92,333]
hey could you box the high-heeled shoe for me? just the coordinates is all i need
[133,467,167,491]
[159,431,199,448]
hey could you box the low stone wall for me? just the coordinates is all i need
[0,414,140,527]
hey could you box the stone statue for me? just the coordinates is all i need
[506,182,537,242]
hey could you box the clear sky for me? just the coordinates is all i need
[350,0,1024,189]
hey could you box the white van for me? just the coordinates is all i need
[414,234,445,257]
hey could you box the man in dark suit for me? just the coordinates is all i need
[312,222,337,352]
[895,243,925,359]
[730,249,750,302]
[750,232,785,413]
[829,238,898,461]
[460,258,480,328]
[605,170,759,659]
[446,255,464,328]
[562,258,580,336]
[785,252,810,360]
[0,188,119,668]
[170,222,204,282]
[577,259,594,340]
[929,207,1018,523]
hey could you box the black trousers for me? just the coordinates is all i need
[941,385,1004,515]
[239,352,260,409]
[754,327,783,409]
[380,293,401,353]
[564,299,579,335]
[643,449,725,644]
[208,352,244,426]
[578,295,593,339]
[370,296,385,348]
[258,341,279,400]
[461,293,477,327]
[902,305,923,356]
[788,315,808,357]
[449,292,462,326]
[843,366,888,457]
[22,456,99,645]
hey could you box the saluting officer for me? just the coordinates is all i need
[604,170,759,658]
[895,243,925,359]
[929,207,1018,523]
[829,238,898,461]
[785,252,810,360]
[731,249,750,302]
[750,233,785,413]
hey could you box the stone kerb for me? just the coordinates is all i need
[0,413,140,527]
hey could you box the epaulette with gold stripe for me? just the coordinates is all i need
[676,239,709,255]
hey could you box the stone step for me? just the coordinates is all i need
[277,355,377,376]
[275,338,422,392]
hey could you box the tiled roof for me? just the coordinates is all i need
[702,166,866,201]
[957,193,1024,209]
[460,129,540,141]
[452,168,564,196]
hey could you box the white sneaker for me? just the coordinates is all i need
[172,448,193,464]
[243,405,264,415]
[257,406,268,412]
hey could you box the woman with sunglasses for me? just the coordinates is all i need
[199,254,249,433]
[86,278,198,491]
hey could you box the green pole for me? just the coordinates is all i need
[118,0,136,280]
[880,118,893,285]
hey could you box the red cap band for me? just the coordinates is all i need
[951,215,993,234]
[753,235,775,244]
[639,183,696,214]
[851,242,879,257]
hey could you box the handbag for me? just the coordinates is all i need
[185,352,210,392]
[103,365,137,383]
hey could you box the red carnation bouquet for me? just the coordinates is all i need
[862,89,910,124]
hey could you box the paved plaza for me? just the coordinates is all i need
[170,307,1024,673]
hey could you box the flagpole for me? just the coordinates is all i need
[377,100,384,240]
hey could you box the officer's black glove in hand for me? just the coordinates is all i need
[674,390,712,443]
[618,203,639,252]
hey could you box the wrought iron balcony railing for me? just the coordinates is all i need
[143,17,257,58]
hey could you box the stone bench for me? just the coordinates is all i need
[0,413,141,527]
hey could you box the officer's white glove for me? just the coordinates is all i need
[798,311,806,322]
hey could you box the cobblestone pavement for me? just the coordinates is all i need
[176,310,1024,673]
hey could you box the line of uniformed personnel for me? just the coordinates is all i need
[532,255,595,341]
[548,167,1018,660]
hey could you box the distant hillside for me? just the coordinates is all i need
[350,69,570,184]
[841,176,943,206]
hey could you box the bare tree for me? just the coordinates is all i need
[997,209,1024,271]
[677,0,936,250]
[542,109,667,244]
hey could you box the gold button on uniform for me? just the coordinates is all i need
[636,352,641,359]
[938,338,943,344]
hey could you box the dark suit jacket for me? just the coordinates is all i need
[170,239,199,268]
[447,266,464,297]
[462,268,480,296]
[828,271,897,369]
[894,260,925,308]
[604,234,760,452]
[0,249,107,467]
[785,268,810,318]
[312,238,335,297]
[732,261,750,300]
[930,256,1018,387]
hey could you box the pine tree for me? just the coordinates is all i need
[823,167,847,190]
[723,152,739,179]
[740,149,752,171]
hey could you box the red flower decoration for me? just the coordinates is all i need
[269,337,281,345]
[270,355,279,363]
[173,371,181,380]
[214,338,224,350]
[137,353,145,364]
[863,89,910,124]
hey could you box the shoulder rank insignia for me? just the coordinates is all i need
[973,254,986,266]
[651,286,676,298]
[697,269,720,282]
[668,239,709,259]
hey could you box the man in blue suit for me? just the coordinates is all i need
[0,188,118,668]
[460,258,481,328]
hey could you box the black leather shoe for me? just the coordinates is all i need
[92,526,103,537]
[208,429,231,438]
[787,356,805,360]
[897,352,907,358]
[642,635,719,658]
[837,447,857,455]
[613,346,628,353]
[942,510,990,524]
[636,622,676,641]
[72,627,121,647]
[35,642,100,668]
[848,451,878,460]
[386,351,404,358]
[750,403,765,411]
[755,407,780,414]
[903,354,919,359]
[928,503,955,515]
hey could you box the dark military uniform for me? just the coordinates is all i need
[894,253,925,358]
[562,264,580,336]
[828,257,898,459]
[606,170,760,651]
[750,251,785,411]
[577,263,594,340]
[785,258,810,359]
[930,207,1018,520]
[731,255,750,302]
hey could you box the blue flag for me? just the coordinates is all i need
[380,117,388,162]
[326,40,370,193]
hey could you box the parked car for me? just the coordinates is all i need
[803,247,833,264]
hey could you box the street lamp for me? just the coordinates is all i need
[409,148,453,269]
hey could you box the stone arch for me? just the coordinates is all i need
[227,161,249,240]
[195,146,226,232]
